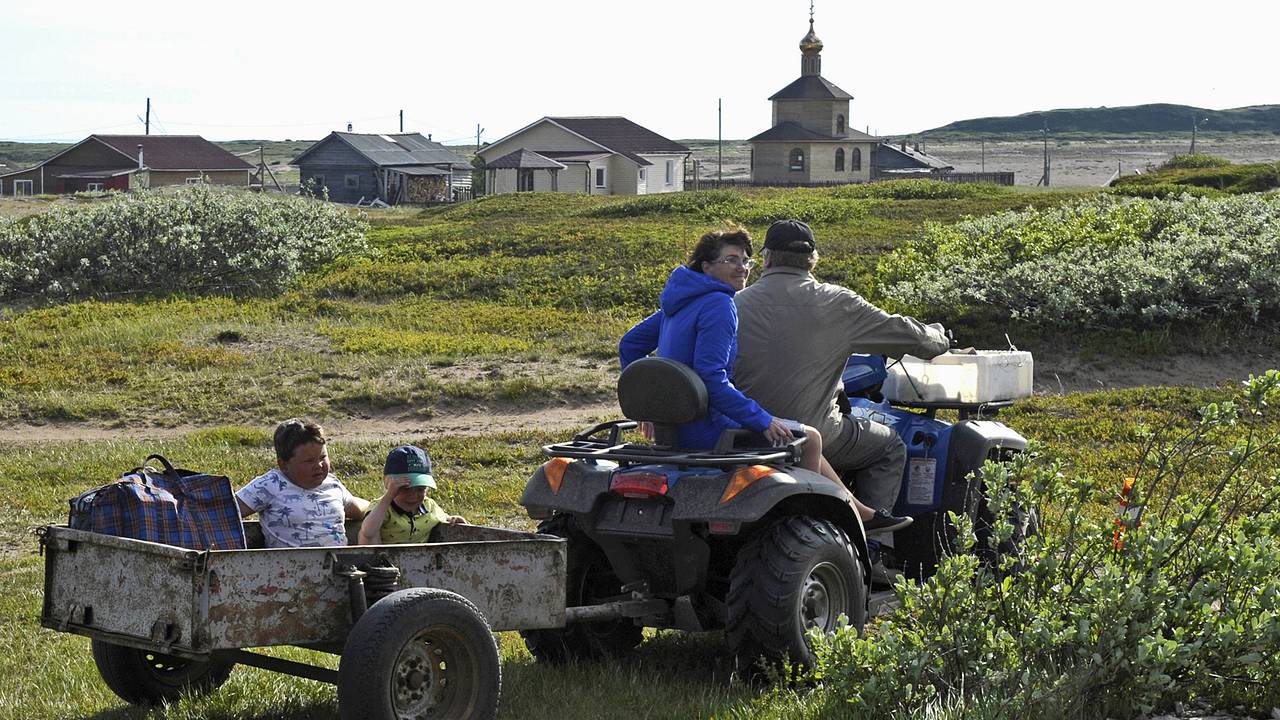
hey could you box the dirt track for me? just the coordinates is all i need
[5,349,1278,443]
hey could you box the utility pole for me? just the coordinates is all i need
[717,98,723,185]
[1190,116,1208,154]
[145,98,151,135]
[981,138,985,173]
[399,110,404,133]
[476,123,484,151]
[1040,122,1051,187]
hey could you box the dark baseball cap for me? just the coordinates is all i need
[763,219,816,253]
[384,445,436,489]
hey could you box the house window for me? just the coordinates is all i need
[186,177,203,185]
[789,149,805,171]
[835,148,845,172]
[14,180,33,196]
[665,160,674,185]
[639,168,646,184]
[518,169,535,192]
[836,115,846,135]
[595,167,607,188]
[852,148,862,171]
[86,182,104,192]
[345,174,360,189]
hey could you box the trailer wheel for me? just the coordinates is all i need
[90,639,234,705]
[520,514,643,663]
[727,515,867,669]
[338,587,500,720]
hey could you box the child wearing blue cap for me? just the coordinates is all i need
[358,445,467,545]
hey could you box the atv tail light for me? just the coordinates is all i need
[719,465,775,504]
[707,521,741,535]
[542,457,572,495]
[610,471,668,498]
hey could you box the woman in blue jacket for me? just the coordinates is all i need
[620,224,910,532]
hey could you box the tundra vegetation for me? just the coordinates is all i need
[1,169,1278,718]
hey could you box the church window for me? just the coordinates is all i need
[789,148,805,171]
[852,148,862,171]
[835,148,845,172]
[836,114,846,135]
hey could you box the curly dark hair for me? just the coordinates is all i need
[685,223,753,273]
[273,418,327,462]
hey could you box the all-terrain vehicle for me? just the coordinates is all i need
[518,351,1032,667]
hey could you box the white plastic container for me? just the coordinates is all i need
[883,350,1034,404]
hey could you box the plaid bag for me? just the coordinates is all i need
[68,476,184,546]
[68,454,246,551]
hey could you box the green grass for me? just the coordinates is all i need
[0,183,1087,428]
[2,380,1274,719]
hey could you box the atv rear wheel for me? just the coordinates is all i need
[520,514,643,663]
[727,515,866,669]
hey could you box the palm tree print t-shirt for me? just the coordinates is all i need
[236,469,355,548]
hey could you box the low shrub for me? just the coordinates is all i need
[1106,183,1220,199]
[0,185,368,300]
[829,178,1010,200]
[878,193,1280,329]
[805,371,1280,719]
[1162,153,1232,169]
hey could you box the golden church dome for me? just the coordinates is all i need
[800,19,823,53]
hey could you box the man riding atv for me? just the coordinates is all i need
[733,219,949,583]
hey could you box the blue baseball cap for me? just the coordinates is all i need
[384,445,436,489]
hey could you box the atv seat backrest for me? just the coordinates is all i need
[617,357,707,448]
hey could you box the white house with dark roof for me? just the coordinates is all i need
[476,117,690,195]
[749,12,878,185]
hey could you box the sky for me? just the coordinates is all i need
[1,0,1276,145]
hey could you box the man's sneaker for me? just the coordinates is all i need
[863,508,913,533]
[869,561,903,588]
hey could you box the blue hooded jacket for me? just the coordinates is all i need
[619,265,773,449]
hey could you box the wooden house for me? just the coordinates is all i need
[291,132,472,205]
[0,135,252,196]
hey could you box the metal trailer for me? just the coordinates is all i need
[38,520,568,720]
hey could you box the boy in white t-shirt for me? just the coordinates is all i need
[236,418,369,548]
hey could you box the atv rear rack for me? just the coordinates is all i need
[541,420,800,468]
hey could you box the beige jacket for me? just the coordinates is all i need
[733,266,949,443]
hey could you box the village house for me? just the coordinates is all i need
[0,135,253,196]
[476,117,690,196]
[874,141,955,179]
[292,132,472,205]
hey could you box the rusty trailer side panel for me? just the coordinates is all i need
[42,528,205,654]
[42,523,566,656]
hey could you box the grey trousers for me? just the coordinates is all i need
[824,414,907,548]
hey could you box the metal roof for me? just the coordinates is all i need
[296,132,470,169]
[93,135,254,170]
[748,121,878,143]
[768,75,854,101]
[878,143,954,170]
[547,117,690,166]
[486,149,567,170]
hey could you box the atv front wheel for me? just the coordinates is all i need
[726,515,867,668]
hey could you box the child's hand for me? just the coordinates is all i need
[447,515,468,525]
[382,475,410,494]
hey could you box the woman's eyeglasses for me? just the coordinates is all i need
[709,256,757,269]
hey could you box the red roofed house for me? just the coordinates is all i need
[0,135,253,196]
